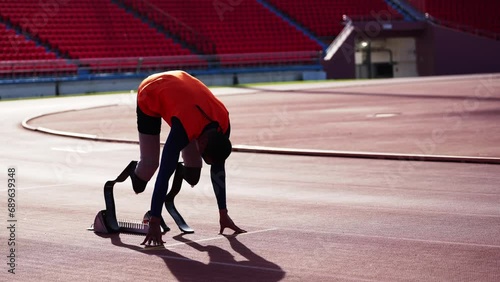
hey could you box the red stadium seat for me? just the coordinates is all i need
[266,0,401,37]
[128,0,322,58]
[5,0,496,75]
[0,23,76,76]
[411,0,500,35]
[0,0,201,66]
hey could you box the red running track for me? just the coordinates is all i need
[1,74,500,281]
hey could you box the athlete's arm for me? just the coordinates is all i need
[210,153,246,234]
[210,163,227,210]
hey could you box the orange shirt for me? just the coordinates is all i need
[137,71,229,141]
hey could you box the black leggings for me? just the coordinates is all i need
[183,166,201,186]
[137,106,161,135]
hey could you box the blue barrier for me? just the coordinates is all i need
[0,51,323,85]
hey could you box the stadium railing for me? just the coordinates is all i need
[0,51,323,81]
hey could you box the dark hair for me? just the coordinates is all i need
[203,132,232,164]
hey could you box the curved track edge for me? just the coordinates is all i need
[21,106,500,165]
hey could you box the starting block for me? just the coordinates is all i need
[89,161,193,235]
[89,209,170,235]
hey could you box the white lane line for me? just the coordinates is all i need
[141,228,278,251]
[339,232,500,249]
[161,227,279,248]
[333,203,500,219]
[51,147,90,153]
[51,146,132,153]
[140,228,282,272]
[280,227,500,249]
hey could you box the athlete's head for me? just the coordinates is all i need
[201,130,232,165]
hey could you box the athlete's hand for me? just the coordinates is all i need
[141,216,165,246]
[219,209,247,235]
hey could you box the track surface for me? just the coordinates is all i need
[1,74,500,281]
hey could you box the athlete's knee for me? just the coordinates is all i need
[129,163,148,194]
[183,166,201,186]
[135,159,158,182]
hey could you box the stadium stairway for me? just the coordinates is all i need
[415,0,500,39]
[0,16,69,60]
[394,0,500,40]
[256,0,328,49]
[263,0,404,42]
[112,0,214,56]
[123,0,323,68]
[384,0,427,21]
[0,20,76,78]
[0,0,208,75]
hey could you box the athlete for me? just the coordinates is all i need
[129,70,246,246]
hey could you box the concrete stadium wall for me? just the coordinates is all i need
[0,82,55,99]
[0,70,326,99]
[416,24,500,76]
[59,78,141,96]
[431,25,500,75]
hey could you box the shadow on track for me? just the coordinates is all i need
[96,233,286,282]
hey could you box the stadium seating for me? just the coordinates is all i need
[0,24,55,61]
[0,23,75,77]
[124,0,322,64]
[266,0,401,37]
[414,0,500,35]
[0,0,397,73]
[0,0,204,72]
[1,0,498,78]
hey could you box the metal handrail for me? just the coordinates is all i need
[0,51,322,77]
